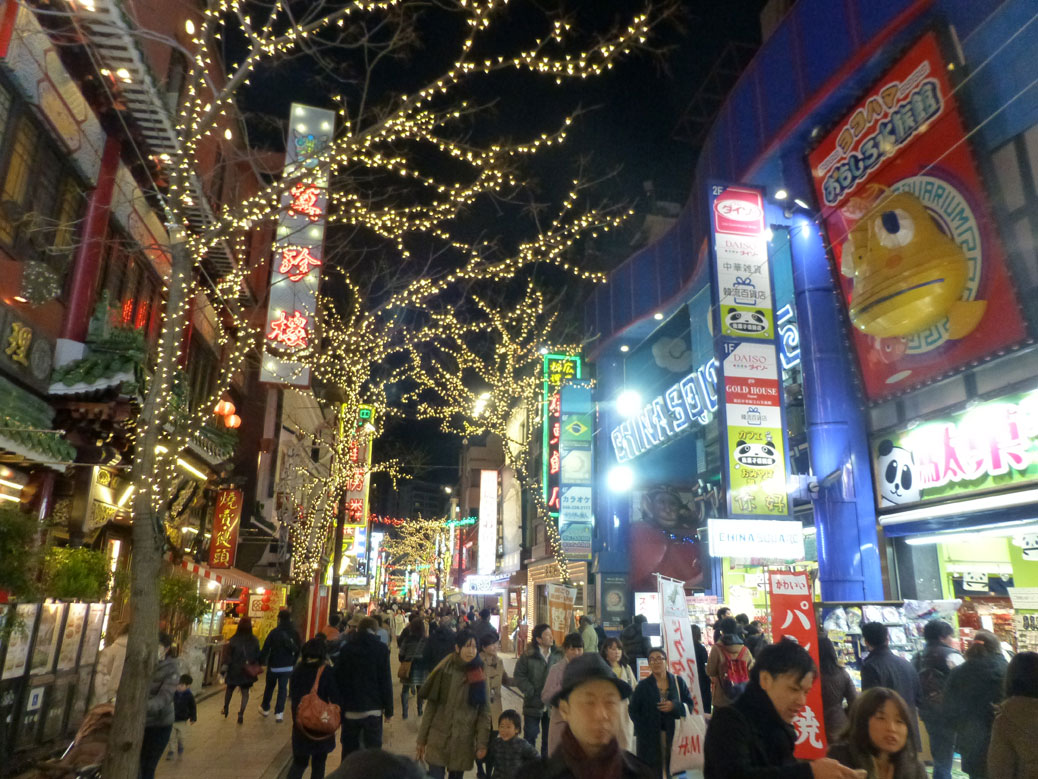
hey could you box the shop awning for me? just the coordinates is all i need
[174,557,274,592]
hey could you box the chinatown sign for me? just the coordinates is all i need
[543,354,581,516]
[209,488,243,568]
[260,103,336,386]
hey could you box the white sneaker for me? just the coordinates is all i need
[259,707,271,717]
[275,712,284,722]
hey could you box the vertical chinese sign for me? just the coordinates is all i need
[261,103,336,386]
[768,570,826,758]
[333,403,374,588]
[559,381,593,559]
[707,183,791,519]
[209,488,243,568]
[477,469,498,575]
[542,354,581,526]
[657,575,706,771]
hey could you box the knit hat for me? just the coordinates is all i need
[550,653,632,706]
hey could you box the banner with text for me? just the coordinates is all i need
[209,489,243,568]
[546,583,576,645]
[658,576,706,772]
[559,381,594,559]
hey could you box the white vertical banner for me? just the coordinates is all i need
[658,575,706,771]
[478,469,498,574]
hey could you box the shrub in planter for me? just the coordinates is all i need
[0,507,39,600]
[42,547,110,601]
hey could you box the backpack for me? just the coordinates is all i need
[917,648,952,708]
[720,646,750,700]
[296,666,340,739]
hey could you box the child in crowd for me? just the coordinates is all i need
[168,674,197,760]
[488,709,539,779]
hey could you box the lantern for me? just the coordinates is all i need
[224,414,242,429]
[214,400,235,417]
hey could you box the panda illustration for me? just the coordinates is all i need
[876,438,920,506]
[733,438,778,469]
[725,309,769,335]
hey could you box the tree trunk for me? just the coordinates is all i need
[103,236,191,777]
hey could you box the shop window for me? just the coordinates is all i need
[992,126,1038,323]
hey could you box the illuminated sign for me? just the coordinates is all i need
[559,381,593,559]
[209,489,243,568]
[261,103,336,386]
[873,388,1038,513]
[707,518,804,560]
[543,354,581,513]
[478,469,498,575]
[462,573,509,595]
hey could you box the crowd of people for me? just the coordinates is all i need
[127,600,1038,779]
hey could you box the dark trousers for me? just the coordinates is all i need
[261,670,291,714]
[286,752,327,779]
[427,766,463,779]
[139,724,172,779]
[524,710,551,759]
[340,715,383,760]
[924,718,954,779]
[475,729,497,779]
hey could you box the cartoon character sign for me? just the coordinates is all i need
[875,439,921,507]
[724,309,770,337]
[808,33,1026,401]
[629,485,714,591]
[734,436,779,469]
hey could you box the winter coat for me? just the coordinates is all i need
[827,742,927,779]
[541,657,570,757]
[145,655,179,728]
[482,650,509,722]
[580,624,599,654]
[423,624,457,670]
[471,617,497,646]
[514,745,655,779]
[222,632,262,687]
[944,652,1007,777]
[260,623,301,671]
[399,629,429,687]
[819,666,857,739]
[987,696,1038,779]
[703,681,812,779]
[173,689,197,723]
[334,629,394,716]
[629,672,694,773]
[706,642,754,709]
[911,642,962,723]
[289,659,341,757]
[861,646,922,747]
[620,621,650,661]
[90,632,127,705]
[417,654,492,772]
[607,661,637,751]
[488,734,540,779]
[693,641,711,714]
[514,644,564,717]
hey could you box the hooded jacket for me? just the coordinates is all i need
[145,655,179,728]
[987,696,1038,779]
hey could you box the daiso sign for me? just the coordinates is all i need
[713,185,765,236]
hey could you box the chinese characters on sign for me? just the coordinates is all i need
[209,489,243,569]
[546,583,576,646]
[767,571,826,758]
[559,381,593,559]
[542,354,581,518]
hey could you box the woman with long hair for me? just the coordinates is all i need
[222,616,261,723]
[828,687,926,779]
[819,634,857,738]
[988,651,1038,778]
[288,637,339,779]
[629,647,695,778]
[416,629,492,779]
[944,630,1007,779]
[399,617,427,719]
[600,637,637,749]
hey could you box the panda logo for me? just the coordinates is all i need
[876,439,920,506]
[733,438,778,469]
[726,309,769,336]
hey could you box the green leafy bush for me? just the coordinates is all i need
[159,574,212,644]
[42,547,110,601]
[0,508,39,599]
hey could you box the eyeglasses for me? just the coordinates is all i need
[648,656,665,663]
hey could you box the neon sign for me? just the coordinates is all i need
[266,310,309,349]
[542,354,581,513]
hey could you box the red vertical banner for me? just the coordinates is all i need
[209,488,243,569]
[767,571,826,759]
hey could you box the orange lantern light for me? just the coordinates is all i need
[224,414,242,429]
[214,400,234,417]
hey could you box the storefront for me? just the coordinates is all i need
[525,559,588,633]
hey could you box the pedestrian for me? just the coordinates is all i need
[621,614,650,661]
[711,606,732,644]
[90,621,128,705]
[911,619,963,779]
[166,673,196,761]
[703,638,858,779]
[515,652,653,779]
[943,630,1007,779]
[514,623,563,758]
[987,651,1038,779]
[288,637,341,779]
[424,615,457,670]
[542,632,585,757]
[578,615,599,655]
[416,629,492,779]
[735,613,750,636]
[140,632,178,779]
[744,621,769,658]
[600,637,637,750]
[514,614,528,658]
[691,624,711,714]
[487,710,540,779]
[471,608,496,646]
[827,687,927,779]
[393,608,409,644]
[221,615,262,723]
[860,622,922,749]
[321,613,342,643]
[399,617,428,720]
[374,615,390,645]
[335,616,393,760]
[327,748,427,779]
[706,616,754,708]
[819,635,857,739]
[260,609,301,722]
[629,647,695,778]
[477,631,511,779]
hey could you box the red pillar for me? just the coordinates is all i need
[60,134,121,342]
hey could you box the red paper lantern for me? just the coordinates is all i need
[214,400,235,417]
[261,603,271,611]
[224,414,242,429]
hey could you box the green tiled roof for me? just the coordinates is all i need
[51,326,146,395]
[0,374,75,468]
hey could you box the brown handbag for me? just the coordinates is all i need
[397,659,412,681]
[296,665,340,738]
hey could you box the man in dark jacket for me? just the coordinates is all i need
[912,619,963,779]
[620,615,650,661]
[515,653,652,779]
[471,608,497,646]
[423,616,457,670]
[260,609,301,721]
[704,639,858,779]
[335,616,393,760]
[860,621,923,748]
[513,623,563,758]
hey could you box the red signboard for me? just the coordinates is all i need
[209,488,243,568]
[767,571,826,759]
[807,33,1026,402]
